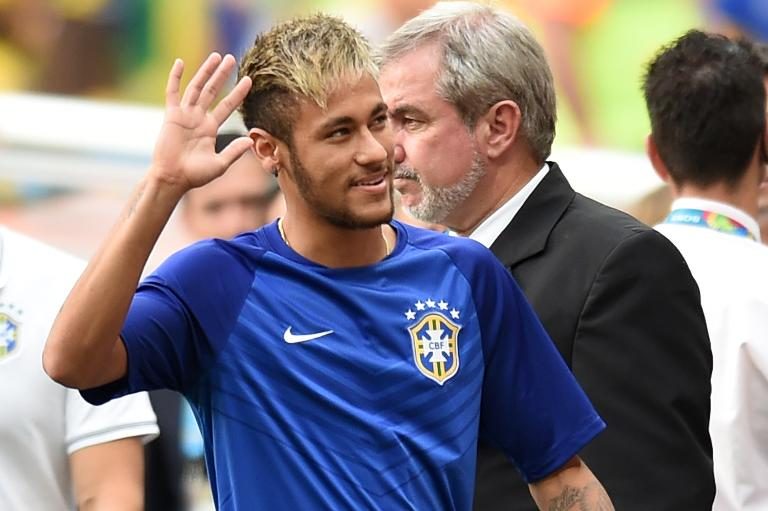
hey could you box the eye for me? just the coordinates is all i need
[370,114,389,129]
[203,201,224,214]
[242,193,273,209]
[403,117,422,127]
[327,127,351,139]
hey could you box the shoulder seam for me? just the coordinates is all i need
[191,247,269,396]
[407,238,492,361]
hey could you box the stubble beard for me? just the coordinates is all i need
[289,151,395,229]
[398,152,486,224]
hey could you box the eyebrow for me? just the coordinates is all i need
[318,102,389,132]
[389,104,428,119]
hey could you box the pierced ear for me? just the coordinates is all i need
[645,134,670,182]
[482,100,521,159]
[249,128,282,172]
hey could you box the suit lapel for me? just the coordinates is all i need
[489,162,575,267]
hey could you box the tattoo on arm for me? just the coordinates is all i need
[547,482,613,511]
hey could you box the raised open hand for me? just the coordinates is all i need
[151,53,253,192]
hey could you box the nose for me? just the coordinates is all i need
[393,144,405,164]
[355,127,390,168]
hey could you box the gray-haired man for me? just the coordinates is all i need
[379,2,714,509]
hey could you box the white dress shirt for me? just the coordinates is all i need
[656,197,768,511]
[468,163,549,247]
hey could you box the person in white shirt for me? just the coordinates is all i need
[0,227,159,510]
[644,29,768,511]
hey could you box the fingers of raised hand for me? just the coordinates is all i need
[171,53,249,127]
[165,59,184,108]
[212,75,252,125]
[196,54,240,111]
[180,52,223,108]
[216,136,254,172]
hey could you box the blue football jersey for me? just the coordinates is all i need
[83,220,604,511]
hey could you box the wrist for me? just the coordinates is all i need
[143,167,190,202]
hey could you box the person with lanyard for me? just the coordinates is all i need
[41,13,613,511]
[645,29,768,511]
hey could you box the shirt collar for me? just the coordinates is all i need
[467,163,549,247]
[669,197,761,242]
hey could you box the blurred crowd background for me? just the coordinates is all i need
[2,0,767,254]
[3,0,766,145]
[1,0,767,509]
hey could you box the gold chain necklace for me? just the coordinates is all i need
[277,218,391,257]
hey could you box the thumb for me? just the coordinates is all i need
[216,136,254,170]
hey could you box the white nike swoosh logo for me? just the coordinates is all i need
[283,326,334,344]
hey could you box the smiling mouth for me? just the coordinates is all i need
[353,174,387,187]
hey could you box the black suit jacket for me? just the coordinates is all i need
[145,389,185,511]
[474,163,714,510]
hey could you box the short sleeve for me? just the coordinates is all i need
[456,243,605,482]
[81,239,262,404]
[65,389,159,454]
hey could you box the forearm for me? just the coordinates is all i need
[529,457,614,511]
[44,174,185,389]
[44,52,250,389]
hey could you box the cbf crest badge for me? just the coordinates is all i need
[0,312,20,361]
[404,299,462,385]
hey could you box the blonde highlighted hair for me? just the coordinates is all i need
[238,14,376,145]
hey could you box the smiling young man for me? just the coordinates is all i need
[43,14,612,511]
